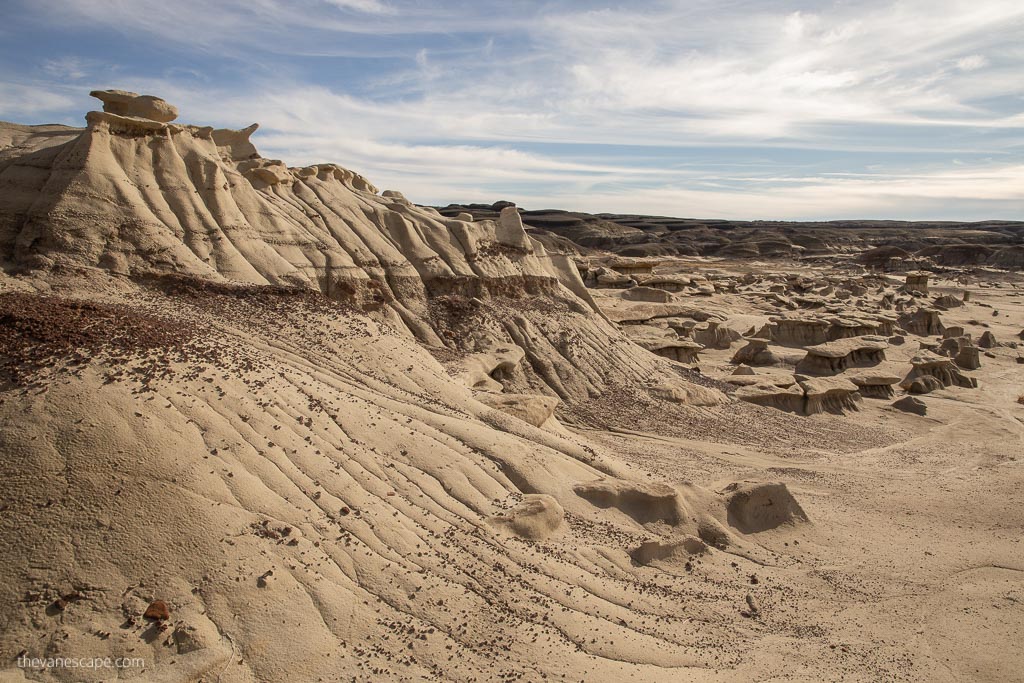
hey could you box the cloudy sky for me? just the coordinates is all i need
[1,0,1022,220]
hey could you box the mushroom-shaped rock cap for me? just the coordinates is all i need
[89,89,178,123]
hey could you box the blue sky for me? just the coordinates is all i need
[1,0,1022,220]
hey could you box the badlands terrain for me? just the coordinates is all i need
[0,91,1022,682]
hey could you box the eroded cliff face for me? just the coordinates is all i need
[1,103,714,405]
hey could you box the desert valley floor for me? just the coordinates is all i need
[0,93,1022,682]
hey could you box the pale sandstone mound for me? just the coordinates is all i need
[573,479,682,525]
[476,392,560,428]
[622,285,675,303]
[647,379,729,406]
[630,536,708,566]
[722,482,810,534]
[489,494,565,540]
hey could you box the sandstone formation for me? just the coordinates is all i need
[900,352,978,392]
[898,308,946,336]
[892,395,927,415]
[848,370,902,399]
[731,337,777,366]
[622,285,675,303]
[89,89,179,122]
[794,336,888,376]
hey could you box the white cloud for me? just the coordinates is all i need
[0,82,78,120]
[41,57,93,80]
[956,54,989,71]
[503,164,1024,221]
[6,0,1024,219]
[323,0,393,14]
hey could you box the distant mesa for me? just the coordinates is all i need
[89,89,179,122]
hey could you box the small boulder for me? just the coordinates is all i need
[143,600,170,621]
[892,396,927,415]
[489,495,565,541]
[722,481,809,534]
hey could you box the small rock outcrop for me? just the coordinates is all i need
[977,331,998,349]
[798,376,862,414]
[731,338,777,366]
[722,482,809,534]
[848,371,902,399]
[476,393,559,428]
[734,383,805,413]
[900,352,977,392]
[903,271,930,294]
[892,396,927,415]
[630,536,707,566]
[898,307,945,336]
[489,495,565,540]
[769,317,830,345]
[933,294,963,309]
[794,336,888,376]
[622,286,674,303]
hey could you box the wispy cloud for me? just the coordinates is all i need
[1,0,1022,219]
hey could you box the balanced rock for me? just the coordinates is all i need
[798,376,862,414]
[848,370,902,399]
[489,495,565,541]
[731,337,777,367]
[90,89,178,122]
[795,336,888,376]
